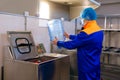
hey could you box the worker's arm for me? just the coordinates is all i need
[64,32,77,40]
[69,35,77,40]
[57,32,88,49]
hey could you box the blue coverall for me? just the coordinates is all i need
[57,20,104,80]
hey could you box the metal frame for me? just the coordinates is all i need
[98,14,120,79]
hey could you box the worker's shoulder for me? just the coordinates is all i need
[77,31,88,38]
[79,30,103,37]
[82,27,102,35]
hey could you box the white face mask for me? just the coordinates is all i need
[79,19,84,30]
[81,19,84,25]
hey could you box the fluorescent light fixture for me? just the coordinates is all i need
[89,0,101,6]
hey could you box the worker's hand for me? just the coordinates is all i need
[64,32,69,38]
[52,37,58,45]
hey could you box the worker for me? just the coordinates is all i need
[52,7,104,80]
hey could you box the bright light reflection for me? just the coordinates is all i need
[39,1,50,19]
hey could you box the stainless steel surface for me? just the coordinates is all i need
[64,50,78,80]
[4,31,70,80]
[7,31,38,60]
[4,53,70,80]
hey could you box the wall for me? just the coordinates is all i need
[0,13,25,80]
[96,3,120,15]
[0,0,70,20]
[70,5,99,20]
[0,13,75,80]
[0,0,39,16]
[48,1,70,20]
[70,6,84,20]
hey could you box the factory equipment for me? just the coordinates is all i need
[54,48,78,80]
[3,31,70,80]
[64,50,78,80]
[98,14,120,80]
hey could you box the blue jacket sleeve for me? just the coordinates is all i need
[69,35,77,40]
[57,32,88,49]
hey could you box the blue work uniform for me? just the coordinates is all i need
[57,20,104,80]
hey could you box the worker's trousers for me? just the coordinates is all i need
[78,70,100,80]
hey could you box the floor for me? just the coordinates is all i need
[101,66,120,80]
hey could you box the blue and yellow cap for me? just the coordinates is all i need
[80,7,97,20]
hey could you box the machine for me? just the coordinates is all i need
[3,31,70,80]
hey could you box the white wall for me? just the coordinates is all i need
[0,0,39,16]
[26,17,50,53]
[0,14,25,80]
[63,21,75,35]
[96,3,120,15]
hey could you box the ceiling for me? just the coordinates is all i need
[48,0,100,7]
[95,0,120,4]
